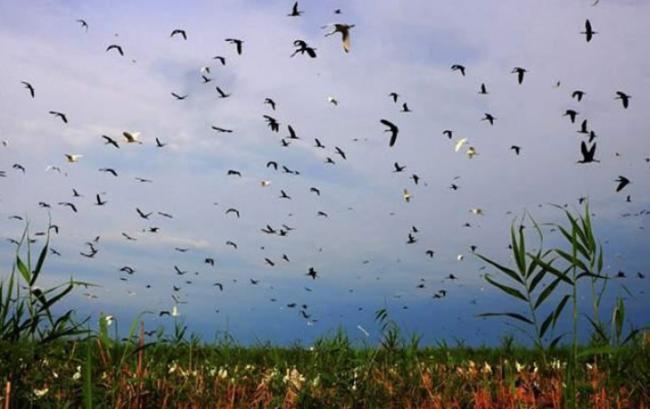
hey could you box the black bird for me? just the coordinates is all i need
[171,92,188,100]
[170,29,187,40]
[21,81,35,98]
[263,115,280,132]
[76,19,89,31]
[158,211,173,218]
[211,125,233,133]
[572,90,586,102]
[314,138,325,149]
[99,168,118,177]
[426,250,435,258]
[106,44,124,56]
[213,282,223,291]
[266,161,278,170]
[73,188,83,198]
[616,271,626,278]
[102,135,119,148]
[393,162,406,172]
[136,208,152,219]
[451,64,466,76]
[578,119,589,134]
[50,248,61,256]
[213,56,226,65]
[282,254,290,262]
[581,19,597,42]
[410,174,420,184]
[216,86,231,98]
[446,274,458,280]
[335,146,347,159]
[615,91,630,109]
[443,130,453,139]
[58,202,77,213]
[479,83,488,95]
[288,1,303,16]
[201,75,212,83]
[250,279,259,285]
[261,225,277,234]
[307,267,318,279]
[227,169,241,177]
[287,125,299,139]
[12,163,25,173]
[120,266,135,274]
[49,111,68,123]
[615,176,630,192]
[638,272,645,279]
[563,109,578,123]
[95,194,107,206]
[578,141,599,164]
[264,98,276,110]
[511,67,527,84]
[122,232,136,241]
[225,38,243,55]
[482,113,496,125]
[389,92,399,103]
[279,190,291,199]
[174,266,187,275]
[511,145,521,155]
[264,258,275,267]
[310,187,321,195]
[291,40,317,58]
[155,137,167,147]
[39,202,51,208]
[317,211,328,218]
[226,241,238,249]
[225,208,240,218]
[135,177,152,183]
[380,119,399,147]
[407,233,417,244]
[325,157,335,164]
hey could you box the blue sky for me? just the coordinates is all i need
[0,0,649,346]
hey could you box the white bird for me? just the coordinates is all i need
[357,325,370,337]
[323,23,355,53]
[454,138,467,152]
[123,131,142,144]
[403,189,411,203]
[470,208,484,216]
[467,146,477,159]
[457,254,464,261]
[261,180,271,187]
[64,154,83,163]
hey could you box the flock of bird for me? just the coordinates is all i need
[1,1,648,339]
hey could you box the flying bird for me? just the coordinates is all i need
[380,119,399,147]
[451,64,466,76]
[563,109,578,123]
[479,83,488,95]
[49,111,68,123]
[225,38,243,55]
[615,91,630,109]
[482,113,496,125]
[170,29,187,40]
[264,98,276,110]
[323,23,355,53]
[216,86,231,98]
[511,67,527,84]
[511,145,521,155]
[288,2,303,16]
[572,90,586,102]
[106,44,124,56]
[581,19,597,42]
[615,176,630,192]
[123,131,142,144]
[155,137,167,147]
[101,135,119,148]
[136,208,152,219]
[578,141,599,163]
[65,154,83,163]
[76,19,89,31]
[291,40,317,58]
[171,92,188,100]
[99,168,118,177]
[21,81,35,98]
[58,202,77,213]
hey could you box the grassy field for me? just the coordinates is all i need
[1,204,649,408]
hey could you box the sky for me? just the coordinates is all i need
[0,0,648,346]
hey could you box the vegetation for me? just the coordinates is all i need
[0,206,648,408]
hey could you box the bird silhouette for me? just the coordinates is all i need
[380,119,399,147]
[511,67,527,84]
[323,23,355,52]
[288,2,303,16]
[581,19,597,42]
[615,91,630,109]
[102,135,119,148]
[170,29,187,40]
[21,81,35,98]
[578,141,599,164]
[451,64,466,76]
[225,38,243,55]
[49,111,68,123]
[615,176,630,192]
[106,44,124,56]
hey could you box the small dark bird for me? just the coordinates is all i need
[393,162,406,172]
[479,83,488,95]
[380,119,399,147]
[615,91,630,109]
[72,188,82,198]
[158,211,174,218]
[76,19,89,31]
[572,90,586,102]
[136,208,152,219]
[581,19,597,42]
[578,141,599,164]
[410,174,420,184]
[335,146,347,159]
[49,111,68,123]
[482,113,496,125]
[225,38,243,55]
[21,81,35,98]
[563,109,579,123]
[171,92,188,100]
[216,86,231,98]
[512,67,527,84]
[120,266,135,274]
[266,161,278,170]
[279,190,291,199]
[201,75,212,83]
[291,40,317,58]
[99,168,118,177]
[443,130,453,139]
[226,241,238,249]
[638,272,645,279]
[446,274,458,280]
[155,137,167,147]
[213,56,226,65]
[211,126,233,133]
[578,119,589,134]
[511,145,521,155]
[616,271,626,278]
[106,44,124,56]
[314,138,325,149]
[615,176,630,192]
[122,232,136,241]
[95,194,107,206]
[426,250,435,258]
[174,266,187,275]
[58,202,77,212]
[407,233,417,244]
[225,208,240,218]
[287,125,299,139]
[451,64,466,76]
[264,258,275,267]
[389,92,399,103]
[250,279,259,285]
[264,98,276,110]
[288,1,303,16]
[102,135,119,148]
[263,115,280,132]
[401,102,411,113]
[307,267,318,279]
[317,211,328,218]
[12,163,25,173]
[310,187,321,195]
[227,169,241,177]
[170,29,187,40]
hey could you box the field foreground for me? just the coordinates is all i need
[1,329,648,409]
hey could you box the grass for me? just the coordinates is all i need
[0,204,648,408]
